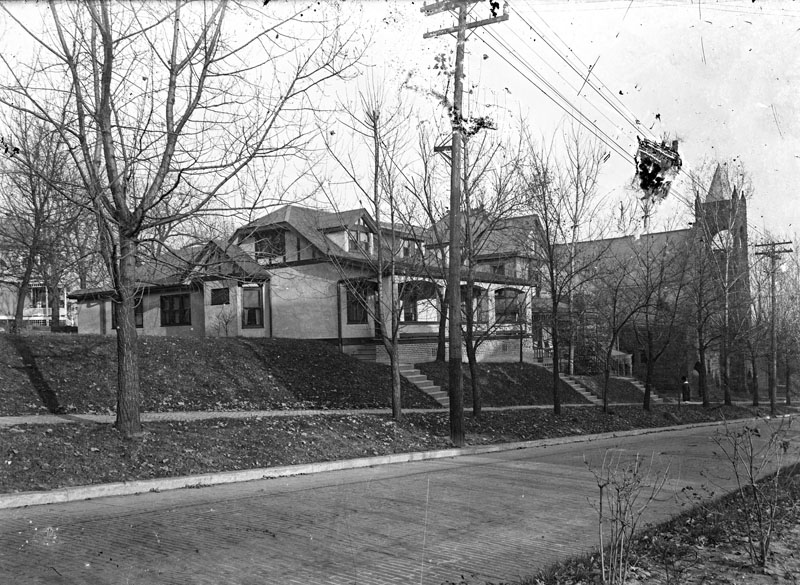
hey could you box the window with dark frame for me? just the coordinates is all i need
[160,294,191,326]
[346,286,369,324]
[210,287,229,306]
[241,285,264,328]
[494,288,522,324]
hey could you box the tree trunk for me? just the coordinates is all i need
[785,363,792,407]
[698,346,709,407]
[49,283,61,332]
[466,340,480,419]
[12,260,36,335]
[551,305,562,415]
[602,352,612,413]
[750,351,760,407]
[115,233,142,438]
[643,357,654,412]
[721,335,732,406]
[390,345,402,421]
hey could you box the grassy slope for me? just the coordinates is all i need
[0,333,441,415]
[0,404,774,494]
[418,361,590,406]
[575,375,645,403]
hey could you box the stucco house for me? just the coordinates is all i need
[69,240,271,338]
[69,204,543,364]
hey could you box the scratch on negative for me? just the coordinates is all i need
[771,104,784,139]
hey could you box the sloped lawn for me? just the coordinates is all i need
[0,333,439,415]
[417,361,590,406]
[574,374,645,403]
[0,404,775,494]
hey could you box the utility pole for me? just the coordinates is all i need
[422,0,508,447]
[755,240,793,415]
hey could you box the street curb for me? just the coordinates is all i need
[4,417,784,511]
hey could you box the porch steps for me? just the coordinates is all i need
[615,376,670,405]
[399,364,449,408]
[348,346,448,408]
[559,375,603,406]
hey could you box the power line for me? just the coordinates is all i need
[478,27,633,162]
[498,14,638,141]
[511,3,657,142]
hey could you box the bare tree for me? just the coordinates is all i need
[0,1,362,437]
[459,132,525,418]
[0,112,84,333]
[588,236,651,412]
[397,123,451,362]
[318,83,408,420]
[520,126,610,415]
[628,220,693,411]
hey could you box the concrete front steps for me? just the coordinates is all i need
[559,375,603,406]
[399,364,449,408]
[615,376,669,405]
[348,345,448,408]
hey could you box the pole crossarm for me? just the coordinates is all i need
[424,14,509,38]
[420,0,481,15]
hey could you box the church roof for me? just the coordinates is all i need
[706,164,731,203]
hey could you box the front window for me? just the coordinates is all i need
[210,287,230,305]
[160,294,191,326]
[495,288,523,324]
[254,230,285,259]
[346,285,369,324]
[348,230,371,254]
[241,285,264,328]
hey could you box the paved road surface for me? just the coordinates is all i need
[1,420,794,584]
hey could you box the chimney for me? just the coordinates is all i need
[671,140,679,153]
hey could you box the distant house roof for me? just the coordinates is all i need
[428,209,540,259]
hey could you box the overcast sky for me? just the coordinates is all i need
[346,0,800,242]
[2,1,798,243]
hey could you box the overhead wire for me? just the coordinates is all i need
[468,2,778,241]
[511,3,657,142]
[477,26,633,163]
[499,16,637,143]
[505,2,775,240]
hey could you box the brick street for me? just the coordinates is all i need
[1,421,794,585]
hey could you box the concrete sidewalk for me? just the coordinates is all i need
[0,403,593,428]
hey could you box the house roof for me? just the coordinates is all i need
[69,241,269,301]
[233,204,399,267]
[234,205,352,259]
[428,209,540,259]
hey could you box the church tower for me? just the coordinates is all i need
[693,163,751,395]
